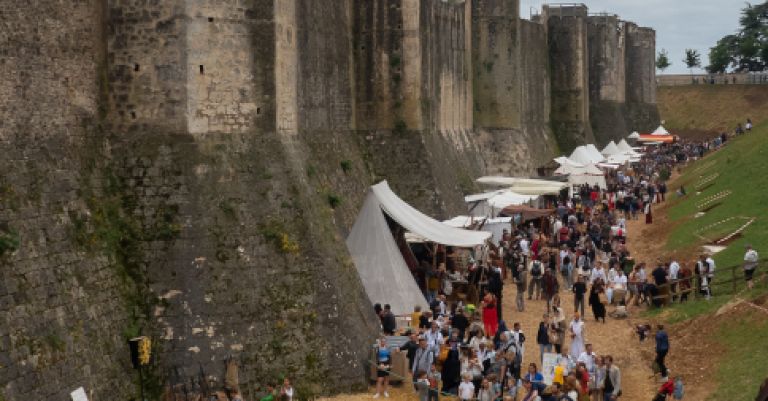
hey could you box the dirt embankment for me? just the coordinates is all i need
[658,85,768,139]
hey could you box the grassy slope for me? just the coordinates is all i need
[658,85,768,136]
[664,122,768,271]
[650,88,768,400]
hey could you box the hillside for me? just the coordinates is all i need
[657,85,768,138]
[640,122,768,401]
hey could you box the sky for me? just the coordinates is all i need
[519,0,747,74]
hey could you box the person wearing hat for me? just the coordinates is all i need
[743,244,759,289]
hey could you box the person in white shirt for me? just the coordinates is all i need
[425,323,444,354]
[520,236,530,266]
[744,244,759,289]
[705,256,716,295]
[668,259,680,301]
[458,373,475,401]
[577,343,597,374]
[605,267,618,304]
[511,322,526,357]
[590,263,607,285]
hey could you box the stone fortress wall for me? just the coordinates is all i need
[0,1,658,400]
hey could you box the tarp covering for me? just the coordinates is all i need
[372,181,491,247]
[346,191,429,315]
[347,181,492,314]
[506,184,567,196]
[477,176,565,187]
[464,190,504,203]
[500,205,555,221]
[486,191,538,209]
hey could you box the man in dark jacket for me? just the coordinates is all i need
[451,308,469,340]
[381,304,397,335]
[398,331,419,371]
[655,324,670,377]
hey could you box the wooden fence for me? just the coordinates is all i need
[645,258,768,306]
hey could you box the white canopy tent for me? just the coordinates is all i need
[616,139,633,153]
[568,146,595,165]
[554,156,585,168]
[651,125,669,135]
[442,216,513,244]
[465,189,538,217]
[347,181,491,315]
[601,141,621,156]
[586,144,606,162]
[555,162,603,176]
[628,131,640,139]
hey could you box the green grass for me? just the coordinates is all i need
[708,311,768,401]
[665,121,768,269]
[641,284,768,323]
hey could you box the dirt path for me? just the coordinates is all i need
[500,270,657,401]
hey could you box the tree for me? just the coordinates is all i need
[656,49,671,73]
[707,35,738,73]
[683,49,702,75]
[707,1,768,72]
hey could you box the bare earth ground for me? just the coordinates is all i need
[324,173,728,401]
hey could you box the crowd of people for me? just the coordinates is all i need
[370,129,762,401]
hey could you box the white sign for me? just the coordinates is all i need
[71,387,89,401]
[541,352,570,385]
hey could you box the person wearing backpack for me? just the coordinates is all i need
[529,258,544,300]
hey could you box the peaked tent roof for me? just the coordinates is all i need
[554,156,585,168]
[347,182,492,314]
[346,190,430,315]
[628,131,641,139]
[601,141,621,156]
[569,146,594,165]
[585,144,605,162]
[616,139,633,152]
[651,125,669,135]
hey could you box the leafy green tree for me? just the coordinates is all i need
[683,49,702,75]
[707,35,738,73]
[707,1,768,72]
[656,49,671,73]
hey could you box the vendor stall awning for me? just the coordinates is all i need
[500,205,555,221]
[372,181,491,247]
[347,181,491,315]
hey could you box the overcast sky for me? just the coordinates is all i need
[520,0,747,74]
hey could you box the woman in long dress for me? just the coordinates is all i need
[569,313,585,360]
[588,282,607,323]
[482,289,498,337]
